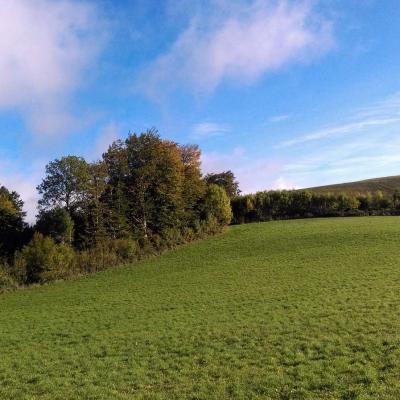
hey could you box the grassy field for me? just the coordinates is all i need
[306,175,400,195]
[2,217,400,399]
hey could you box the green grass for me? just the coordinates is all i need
[306,175,400,194]
[2,217,400,399]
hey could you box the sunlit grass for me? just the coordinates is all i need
[1,217,400,399]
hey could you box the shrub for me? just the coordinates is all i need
[203,184,232,226]
[162,227,184,247]
[0,263,18,292]
[113,238,139,262]
[15,233,76,283]
[200,215,221,235]
[181,226,196,242]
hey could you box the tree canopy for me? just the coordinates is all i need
[204,170,240,199]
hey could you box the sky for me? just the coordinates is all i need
[1,0,400,222]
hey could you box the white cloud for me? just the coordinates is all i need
[140,0,334,97]
[191,122,230,138]
[0,0,104,136]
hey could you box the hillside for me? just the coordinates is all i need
[2,217,400,399]
[306,175,400,195]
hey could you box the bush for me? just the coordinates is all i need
[0,264,18,292]
[203,184,232,226]
[113,238,139,262]
[75,239,140,274]
[15,233,76,283]
[181,226,196,242]
[200,215,221,235]
[162,227,184,247]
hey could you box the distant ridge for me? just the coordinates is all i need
[306,175,400,195]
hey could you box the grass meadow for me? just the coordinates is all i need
[1,217,400,399]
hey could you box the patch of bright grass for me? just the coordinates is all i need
[2,217,400,399]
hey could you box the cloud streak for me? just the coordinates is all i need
[191,122,230,138]
[278,117,400,147]
[140,0,334,98]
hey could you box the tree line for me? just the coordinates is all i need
[0,130,234,291]
[231,189,400,224]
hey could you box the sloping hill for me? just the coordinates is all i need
[2,217,400,399]
[306,175,400,195]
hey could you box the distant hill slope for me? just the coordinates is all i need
[306,175,400,195]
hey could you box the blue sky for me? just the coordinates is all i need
[1,0,400,221]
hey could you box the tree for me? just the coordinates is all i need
[82,161,109,245]
[179,144,206,224]
[393,188,400,209]
[35,208,74,244]
[124,130,184,237]
[0,185,27,259]
[102,139,131,239]
[37,156,90,213]
[203,184,232,225]
[204,171,240,199]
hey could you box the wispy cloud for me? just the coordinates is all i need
[0,0,104,137]
[139,0,334,98]
[278,116,400,147]
[278,92,400,148]
[269,114,291,123]
[191,122,230,138]
[281,135,400,189]
[201,92,400,193]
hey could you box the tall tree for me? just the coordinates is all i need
[0,186,27,259]
[84,161,109,245]
[102,140,130,239]
[124,130,184,237]
[179,144,206,224]
[204,170,240,199]
[35,208,74,245]
[37,156,90,213]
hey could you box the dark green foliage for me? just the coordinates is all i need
[101,140,131,239]
[204,170,240,198]
[2,218,400,398]
[35,208,74,244]
[231,189,399,224]
[0,186,28,259]
[393,188,400,209]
